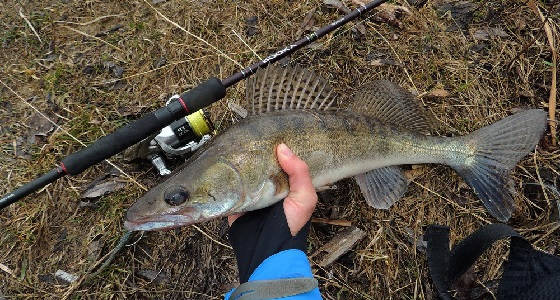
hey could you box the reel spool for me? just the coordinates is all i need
[126,95,215,176]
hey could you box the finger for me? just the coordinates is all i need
[277,143,316,202]
[228,213,244,226]
[277,143,318,235]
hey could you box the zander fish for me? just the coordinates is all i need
[125,65,546,231]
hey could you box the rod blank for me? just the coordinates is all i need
[0,0,388,209]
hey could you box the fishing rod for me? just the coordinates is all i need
[0,0,388,209]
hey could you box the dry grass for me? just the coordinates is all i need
[1,0,559,299]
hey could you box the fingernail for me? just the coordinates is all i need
[278,143,294,157]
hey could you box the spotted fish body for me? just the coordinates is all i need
[125,66,546,231]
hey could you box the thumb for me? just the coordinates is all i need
[277,143,317,235]
[277,144,315,199]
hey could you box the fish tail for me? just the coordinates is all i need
[451,109,547,221]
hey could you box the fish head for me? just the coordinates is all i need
[125,156,243,231]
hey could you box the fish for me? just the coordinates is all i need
[124,65,547,231]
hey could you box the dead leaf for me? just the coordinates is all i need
[452,266,477,300]
[324,0,366,34]
[117,103,145,117]
[373,3,412,28]
[228,101,248,119]
[311,226,366,267]
[87,240,102,262]
[324,0,347,11]
[137,269,168,284]
[435,0,477,31]
[78,201,98,209]
[37,274,57,284]
[54,270,78,285]
[428,88,451,97]
[369,58,402,67]
[296,8,316,38]
[403,227,427,253]
[26,113,54,144]
[472,27,509,40]
[81,179,126,198]
[245,16,258,37]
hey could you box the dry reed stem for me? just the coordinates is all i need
[18,7,42,44]
[62,25,124,52]
[528,0,558,145]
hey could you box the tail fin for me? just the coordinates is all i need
[453,109,547,222]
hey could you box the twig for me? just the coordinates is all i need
[62,25,124,52]
[61,231,133,300]
[142,0,242,68]
[192,225,233,249]
[19,7,42,43]
[533,222,560,245]
[528,0,558,145]
[90,231,133,277]
[54,14,124,26]
[0,78,147,192]
[533,148,551,208]
[412,180,489,223]
[311,217,352,226]
[507,21,546,70]
[0,262,15,277]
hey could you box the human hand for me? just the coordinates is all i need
[228,143,317,236]
[227,143,318,283]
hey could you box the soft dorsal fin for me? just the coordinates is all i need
[348,81,431,134]
[245,64,338,115]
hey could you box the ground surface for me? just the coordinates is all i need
[1,0,559,299]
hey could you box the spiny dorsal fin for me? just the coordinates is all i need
[349,81,431,134]
[245,64,338,115]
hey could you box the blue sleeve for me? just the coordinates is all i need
[225,249,322,300]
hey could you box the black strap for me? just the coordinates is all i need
[424,225,452,300]
[498,238,560,300]
[448,224,523,282]
[424,224,526,299]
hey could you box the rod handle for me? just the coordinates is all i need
[61,78,225,175]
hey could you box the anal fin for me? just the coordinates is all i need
[354,166,408,209]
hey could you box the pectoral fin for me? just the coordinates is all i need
[354,166,408,209]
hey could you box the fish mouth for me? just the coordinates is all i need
[124,214,195,231]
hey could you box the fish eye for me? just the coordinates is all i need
[164,187,190,206]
